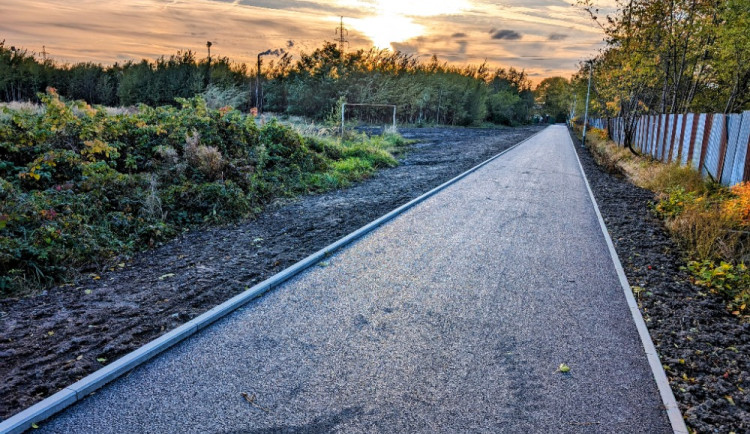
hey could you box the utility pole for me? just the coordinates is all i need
[582,60,593,146]
[335,16,348,51]
[256,54,262,113]
[206,41,213,86]
[255,49,283,114]
[41,45,47,62]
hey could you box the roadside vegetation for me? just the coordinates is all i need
[0,41,539,127]
[567,0,749,321]
[580,127,749,320]
[570,0,749,150]
[0,90,407,296]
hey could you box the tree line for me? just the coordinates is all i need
[572,0,750,149]
[0,40,548,126]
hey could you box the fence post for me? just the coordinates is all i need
[341,103,346,137]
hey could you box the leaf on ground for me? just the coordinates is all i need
[84,289,92,295]
[158,273,175,280]
[558,363,571,373]
[47,331,54,336]
[318,261,330,267]
[97,357,107,363]
[31,423,39,429]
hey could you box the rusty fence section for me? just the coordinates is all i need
[591,111,750,186]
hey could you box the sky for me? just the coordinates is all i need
[1,0,615,81]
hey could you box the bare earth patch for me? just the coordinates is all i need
[0,126,542,420]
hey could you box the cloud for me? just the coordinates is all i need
[1,0,612,82]
[491,30,522,40]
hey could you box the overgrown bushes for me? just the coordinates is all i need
[0,90,405,296]
[583,127,749,318]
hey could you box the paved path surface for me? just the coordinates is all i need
[39,126,672,433]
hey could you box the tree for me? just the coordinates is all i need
[535,77,571,123]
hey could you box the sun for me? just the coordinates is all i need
[353,14,424,49]
[342,0,470,49]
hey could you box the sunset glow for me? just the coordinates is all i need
[1,0,612,79]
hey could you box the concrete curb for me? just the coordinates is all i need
[567,129,689,434]
[0,129,544,434]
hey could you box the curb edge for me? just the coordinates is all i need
[0,127,544,434]
[566,127,689,434]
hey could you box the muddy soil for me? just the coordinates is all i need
[0,126,542,421]
[570,129,750,433]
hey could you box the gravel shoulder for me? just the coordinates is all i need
[0,126,542,421]
[570,128,750,433]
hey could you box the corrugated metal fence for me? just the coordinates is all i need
[590,111,750,186]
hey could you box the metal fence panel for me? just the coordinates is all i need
[681,114,693,166]
[703,113,725,179]
[665,114,675,162]
[659,115,666,160]
[730,111,750,184]
[691,114,706,171]
[721,113,742,185]
[588,111,749,185]
[673,114,684,163]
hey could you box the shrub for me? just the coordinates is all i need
[723,182,750,227]
[687,261,749,317]
[579,125,750,319]
[654,187,699,219]
[161,181,250,225]
[0,90,403,296]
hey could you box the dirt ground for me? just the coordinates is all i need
[4,125,746,432]
[0,126,542,421]
[570,129,749,433]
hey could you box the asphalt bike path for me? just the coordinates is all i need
[37,125,675,433]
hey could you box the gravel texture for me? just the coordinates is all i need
[570,128,750,433]
[0,126,542,420]
[37,126,672,433]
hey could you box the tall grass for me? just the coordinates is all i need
[581,126,749,318]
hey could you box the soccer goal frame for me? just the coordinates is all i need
[341,103,397,136]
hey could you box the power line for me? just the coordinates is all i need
[335,16,349,51]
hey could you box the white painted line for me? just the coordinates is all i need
[0,128,544,434]
[566,128,689,434]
